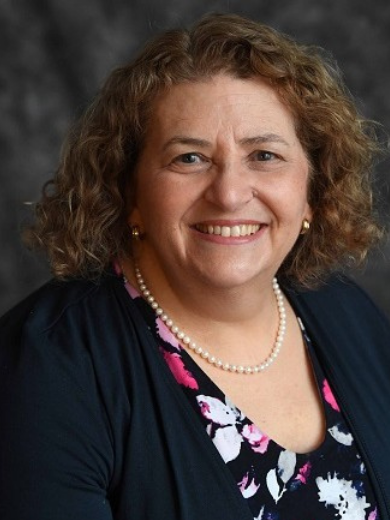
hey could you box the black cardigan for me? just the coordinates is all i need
[0,273,389,520]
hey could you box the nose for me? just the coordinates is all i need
[203,160,254,211]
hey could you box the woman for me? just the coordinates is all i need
[1,12,389,520]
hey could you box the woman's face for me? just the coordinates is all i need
[129,74,311,292]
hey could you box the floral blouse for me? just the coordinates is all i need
[124,278,380,520]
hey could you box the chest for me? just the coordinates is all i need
[203,350,326,453]
[189,320,325,453]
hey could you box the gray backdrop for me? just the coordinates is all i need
[1,0,389,316]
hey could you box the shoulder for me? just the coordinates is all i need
[0,271,130,347]
[0,274,131,513]
[284,274,390,357]
[285,274,388,322]
[0,270,141,426]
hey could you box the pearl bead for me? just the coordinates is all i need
[131,266,287,375]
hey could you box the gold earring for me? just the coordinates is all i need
[130,225,141,240]
[300,219,311,235]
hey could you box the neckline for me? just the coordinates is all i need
[123,274,338,458]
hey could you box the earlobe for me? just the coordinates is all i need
[300,218,311,235]
[129,224,142,240]
[127,207,144,240]
[127,206,141,226]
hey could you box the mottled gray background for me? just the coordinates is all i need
[1,0,389,317]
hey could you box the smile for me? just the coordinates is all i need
[194,224,262,237]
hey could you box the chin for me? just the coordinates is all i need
[197,264,268,290]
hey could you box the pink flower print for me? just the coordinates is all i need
[295,462,312,484]
[322,379,340,412]
[121,273,140,299]
[113,259,122,276]
[368,508,378,520]
[126,284,139,298]
[157,320,181,350]
[238,471,260,498]
[160,350,198,389]
[242,424,270,454]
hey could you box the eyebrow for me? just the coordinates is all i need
[162,136,210,151]
[238,133,290,147]
[162,133,290,151]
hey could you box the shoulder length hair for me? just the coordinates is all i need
[24,13,385,287]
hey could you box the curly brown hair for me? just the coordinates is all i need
[24,13,385,287]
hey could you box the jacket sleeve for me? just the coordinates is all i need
[0,293,115,520]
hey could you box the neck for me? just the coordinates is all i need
[121,256,277,325]
[120,256,286,371]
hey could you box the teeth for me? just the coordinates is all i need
[195,224,261,236]
[231,226,240,237]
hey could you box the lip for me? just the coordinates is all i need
[191,220,267,244]
[193,219,262,226]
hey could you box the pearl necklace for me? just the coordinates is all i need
[130,266,287,375]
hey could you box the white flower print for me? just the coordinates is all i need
[197,395,271,464]
[254,505,265,520]
[266,450,297,503]
[225,396,245,421]
[266,469,284,503]
[238,471,260,499]
[213,424,242,462]
[196,395,242,462]
[316,473,370,520]
[196,395,240,425]
[277,450,296,483]
[328,425,354,446]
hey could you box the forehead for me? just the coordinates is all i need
[147,74,298,141]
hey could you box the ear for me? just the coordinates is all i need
[124,168,139,224]
[305,203,313,223]
[127,207,142,228]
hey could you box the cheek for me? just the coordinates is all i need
[134,191,179,232]
[272,184,310,224]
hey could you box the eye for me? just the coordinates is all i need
[174,153,203,164]
[252,150,277,161]
[169,152,209,173]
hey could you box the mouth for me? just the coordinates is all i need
[193,223,263,237]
